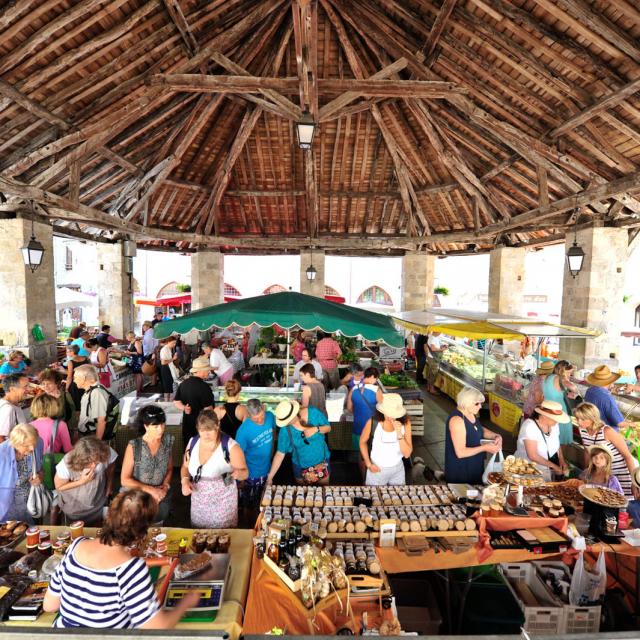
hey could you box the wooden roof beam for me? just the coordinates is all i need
[161,0,199,57]
[150,74,464,97]
[418,0,458,65]
[199,106,263,235]
[318,58,407,121]
[550,78,640,138]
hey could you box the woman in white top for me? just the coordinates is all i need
[159,337,179,399]
[202,344,234,385]
[515,400,570,482]
[360,394,412,486]
[180,409,248,528]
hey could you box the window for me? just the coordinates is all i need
[263,284,287,295]
[324,285,342,297]
[635,304,640,347]
[224,283,242,297]
[156,281,180,298]
[356,286,392,306]
[65,246,73,271]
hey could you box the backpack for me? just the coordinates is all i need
[188,432,231,464]
[85,384,120,440]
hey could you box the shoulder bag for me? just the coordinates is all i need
[285,425,329,485]
[27,452,54,520]
[42,419,65,490]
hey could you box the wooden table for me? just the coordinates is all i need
[3,527,254,639]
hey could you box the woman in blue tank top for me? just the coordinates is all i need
[444,386,502,484]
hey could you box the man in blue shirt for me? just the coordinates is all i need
[584,365,635,430]
[235,399,275,507]
[70,330,90,358]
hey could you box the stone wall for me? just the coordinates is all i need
[488,246,526,316]
[299,249,325,297]
[96,242,134,339]
[401,252,435,311]
[191,250,223,310]
[0,219,57,368]
[560,226,628,369]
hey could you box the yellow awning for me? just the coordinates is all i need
[394,318,524,340]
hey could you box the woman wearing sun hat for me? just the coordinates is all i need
[584,365,635,431]
[515,400,570,482]
[359,394,413,486]
[522,360,554,419]
[574,401,636,499]
[267,400,331,485]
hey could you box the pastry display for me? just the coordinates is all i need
[173,551,213,580]
[0,522,26,548]
[503,456,540,476]
[579,485,628,508]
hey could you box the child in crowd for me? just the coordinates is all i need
[582,445,624,495]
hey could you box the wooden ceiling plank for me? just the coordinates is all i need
[161,0,199,56]
[200,106,263,235]
[537,165,549,209]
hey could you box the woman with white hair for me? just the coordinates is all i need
[0,423,44,523]
[444,386,502,484]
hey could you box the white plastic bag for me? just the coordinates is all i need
[482,450,504,484]
[569,551,607,606]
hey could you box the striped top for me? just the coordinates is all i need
[48,537,160,628]
[579,426,633,499]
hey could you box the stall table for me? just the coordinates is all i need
[3,527,254,639]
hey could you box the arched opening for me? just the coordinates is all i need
[356,286,393,306]
[263,284,288,294]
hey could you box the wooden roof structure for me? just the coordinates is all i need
[1,0,640,255]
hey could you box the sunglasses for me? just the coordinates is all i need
[193,465,203,484]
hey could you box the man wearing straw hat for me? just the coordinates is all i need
[173,357,215,445]
[584,365,636,431]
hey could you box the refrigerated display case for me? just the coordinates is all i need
[212,386,302,409]
[437,338,501,391]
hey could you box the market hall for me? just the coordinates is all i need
[1,0,640,637]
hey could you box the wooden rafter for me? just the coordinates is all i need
[418,0,458,65]
[161,0,199,57]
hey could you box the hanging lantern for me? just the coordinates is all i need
[296,110,316,150]
[21,220,45,273]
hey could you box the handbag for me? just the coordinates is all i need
[482,449,505,484]
[142,352,157,376]
[27,453,54,520]
[286,425,329,485]
[42,420,65,491]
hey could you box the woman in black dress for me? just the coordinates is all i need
[215,379,248,439]
[64,344,89,410]
[126,331,145,394]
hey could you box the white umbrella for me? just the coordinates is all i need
[55,287,96,309]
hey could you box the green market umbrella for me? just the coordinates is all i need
[153,291,404,347]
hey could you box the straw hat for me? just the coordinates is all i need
[275,399,301,427]
[586,365,621,387]
[376,393,406,419]
[189,356,211,374]
[536,360,555,376]
[632,467,640,492]
[535,400,570,423]
[587,444,613,462]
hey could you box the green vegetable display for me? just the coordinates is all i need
[379,373,418,389]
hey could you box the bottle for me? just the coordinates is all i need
[278,539,288,571]
[267,536,279,564]
[288,529,296,557]
[618,508,629,530]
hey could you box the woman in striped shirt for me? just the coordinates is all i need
[44,489,198,628]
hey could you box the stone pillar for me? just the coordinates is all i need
[300,249,325,297]
[401,251,435,311]
[191,249,223,310]
[488,246,526,316]
[560,226,627,369]
[0,218,57,368]
[96,242,134,338]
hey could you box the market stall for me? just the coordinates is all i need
[242,477,640,636]
[0,526,253,638]
[393,309,598,434]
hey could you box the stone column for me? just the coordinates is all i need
[488,246,526,316]
[0,218,57,368]
[96,242,134,338]
[401,251,435,311]
[300,249,325,297]
[560,226,628,369]
[191,249,223,310]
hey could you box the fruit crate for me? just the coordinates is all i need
[499,563,565,635]
[405,399,424,436]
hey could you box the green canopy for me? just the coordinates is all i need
[153,291,404,347]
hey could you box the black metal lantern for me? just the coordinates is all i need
[305,246,317,281]
[21,219,45,273]
[296,110,316,150]
[566,217,585,278]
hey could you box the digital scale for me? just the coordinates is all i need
[163,553,231,622]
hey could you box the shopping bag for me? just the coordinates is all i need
[569,551,607,606]
[482,450,504,484]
